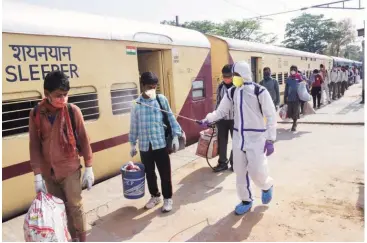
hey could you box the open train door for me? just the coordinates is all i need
[250,56,263,83]
[137,49,173,107]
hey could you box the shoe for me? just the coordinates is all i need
[328,101,331,104]
[213,163,228,172]
[262,186,273,204]
[145,196,161,209]
[229,166,234,172]
[235,201,253,215]
[291,123,297,131]
[162,198,173,212]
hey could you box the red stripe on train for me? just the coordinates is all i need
[2,134,129,181]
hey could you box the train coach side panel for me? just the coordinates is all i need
[2,33,142,219]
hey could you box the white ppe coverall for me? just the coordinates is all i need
[320,69,330,103]
[204,61,277,202]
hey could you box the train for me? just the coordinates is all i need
[2,1,362,220]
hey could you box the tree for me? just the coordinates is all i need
[282,13,336,53]
[328,19,356,56]
[341,45,362,61]
[160,19,277,44]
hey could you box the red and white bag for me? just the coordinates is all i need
[279,104,289,121]
[24,192,71,242]
[196,128,218,159]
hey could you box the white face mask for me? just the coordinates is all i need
[290,70,296,75]
[145,89,156,99]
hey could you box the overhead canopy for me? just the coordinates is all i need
[2,1,210,49]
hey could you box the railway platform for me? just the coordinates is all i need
[2,83,364,242]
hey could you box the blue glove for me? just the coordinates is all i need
[264,140,274,156]
[196,119,209,127]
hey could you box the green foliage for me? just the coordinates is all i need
[282,13,336,53]
[160,19,277,44]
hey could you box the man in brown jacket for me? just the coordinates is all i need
[29,71,94,242]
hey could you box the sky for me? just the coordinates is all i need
[6,0,367,45]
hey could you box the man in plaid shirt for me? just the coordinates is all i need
[129,72,182,213]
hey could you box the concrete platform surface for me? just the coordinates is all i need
[278,83,364,124]
[2,83,364,242]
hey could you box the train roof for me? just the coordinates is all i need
[332,56,362,64]
[213,35,332,60]
[2,1,210,49]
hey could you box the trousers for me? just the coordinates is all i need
[44,168,86,239]
[140,144,172,199]
[233,147,273,202]
[217,119,234,166]
[321,83,330,103]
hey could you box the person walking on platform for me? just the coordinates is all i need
[214,64,235,172]
[297,70,310,114]
[260,67,280,111]
[284,65,303,131]
[129,72,182,213]
[341,66,348,96]
[198,61,276,215]
[311,69,323,109]
[330,66,339,100]
[29,71,94,242]
[320,64,331,105]
[336,65,343,99]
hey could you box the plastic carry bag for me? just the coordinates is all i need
[279,104,288,121]
[24,192,71,242]
[297,82,312,102]
[303,102,316,115]
[196,128,218,159]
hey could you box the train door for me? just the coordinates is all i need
[137,49,172,106]
[250,57,262,83]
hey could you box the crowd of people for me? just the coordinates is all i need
[27,60,362,241]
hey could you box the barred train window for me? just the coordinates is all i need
[271,73,277,80]
[277,73,283,85]
[2,87,99,138]
[2,91,41,137]
[68,86,99,121]
[283,72,289,81]
[111,83,138,115]
[192,80,205,100]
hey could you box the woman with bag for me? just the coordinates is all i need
[311,69,324,109]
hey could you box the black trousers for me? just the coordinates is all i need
[140,144,172,199]
[341,81,348,95]
[311,87,322,108]
[216,119,234,166]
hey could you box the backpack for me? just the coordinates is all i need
[33,104,81,152]
[230,84,263,116]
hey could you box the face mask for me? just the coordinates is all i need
[232,76,244,87]
[145,89,156,99]
[264,71,271,78]
[290,70,296,75]
[223,77,232,84]
[48,96,68,109]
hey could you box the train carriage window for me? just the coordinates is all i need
[68,86,100,121]
[277,73,283,85]
[271,73,277,80]
[301,57,308,61]
[192,80,205,100]
[283,72,289,81]
[2,91,42,137]
[111,83,139,115]
[2,88,99,138]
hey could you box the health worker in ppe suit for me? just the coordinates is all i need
[198,61,276,215]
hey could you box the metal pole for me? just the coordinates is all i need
[175,16,179,26]
[134,100,199,123]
